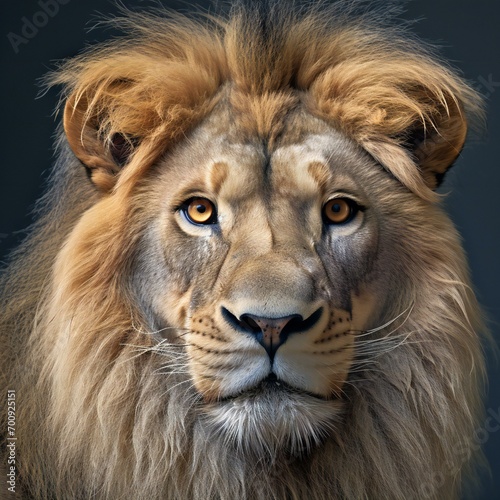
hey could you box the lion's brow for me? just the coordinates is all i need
[307,161,331,192]
[208,161,229,195]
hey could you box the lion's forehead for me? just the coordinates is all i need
[195,130,365,203]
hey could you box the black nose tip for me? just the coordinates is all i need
[239,313,300,357]
[222,307,323,359]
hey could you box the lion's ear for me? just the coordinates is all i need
[63,90,139,191]
[312,56,483,199]
[361,107,468,197]
[400,109,468,189]
[350,86,482,200]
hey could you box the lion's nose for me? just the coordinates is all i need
[222,307,323,359]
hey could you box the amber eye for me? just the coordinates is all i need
[322,198,358,225]
[182,197,218,225]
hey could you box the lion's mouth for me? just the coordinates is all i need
[213,372,332,404]
[201,372,344,456]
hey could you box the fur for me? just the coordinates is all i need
[0,2,486,499]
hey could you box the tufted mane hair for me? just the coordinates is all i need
[46,0,483,196]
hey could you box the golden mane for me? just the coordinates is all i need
[0,3,486,499]
[46,2,482,196]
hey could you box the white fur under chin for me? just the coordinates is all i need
[202,381,343,457]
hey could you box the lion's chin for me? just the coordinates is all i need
[201,376,343,457]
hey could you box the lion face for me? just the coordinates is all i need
[125,103,407,451]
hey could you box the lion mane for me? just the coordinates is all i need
[0,2,486,499]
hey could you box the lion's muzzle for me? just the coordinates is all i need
[221,307,324,359]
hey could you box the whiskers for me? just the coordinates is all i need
[119,322,195,379]
[347,302,423,377]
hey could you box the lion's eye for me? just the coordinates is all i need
[182,198,218,225]
[322,198,358,224]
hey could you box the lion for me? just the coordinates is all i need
[0,2,487,499]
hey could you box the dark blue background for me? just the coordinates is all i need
[1,1,498,498]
